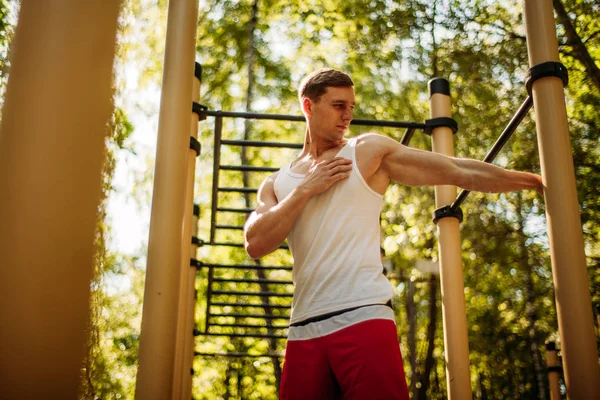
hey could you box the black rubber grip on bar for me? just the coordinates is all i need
[424,117,458,135]
[191,236,204,246]
[546,342,556,351]
[525,61,568,96]
[193,204,200,217]
[194,62,202,81]
[432,205,463,224]
[192,102,208,121]
[190,137,201,156]
[429,78,450,96]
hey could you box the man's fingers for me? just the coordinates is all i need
[330,164,353,175]
[324,157,352,167]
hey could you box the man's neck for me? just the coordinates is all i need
[301,127,346,159]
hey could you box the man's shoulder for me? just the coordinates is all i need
[355,133,393,153]
[355,132,388,145]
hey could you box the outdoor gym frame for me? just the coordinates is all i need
[0,1,598,400]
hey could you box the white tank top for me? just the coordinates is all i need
[274,137,394,324]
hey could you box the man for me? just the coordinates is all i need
[243,68,543,400]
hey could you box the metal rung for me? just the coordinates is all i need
[196,332,287,339]
[210,313,289,320]
[213,277,293,285]
[216,207,253,213]
[197,263,293,271]
[202,111,427,130]
[221,139,303,149]
[195,352,284,358]
[213,290,293,297]
[221,165,279,173]
[211,302,291,309]
[215,224,244,230]
[218,187,258,194]
[210,322,288,329]
[209,242,289,250]
[211,242,245,248]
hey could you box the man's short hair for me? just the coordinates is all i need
[298,68,354,103]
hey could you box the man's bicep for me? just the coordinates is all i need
[254,173,279,214]
[382,142,461,187]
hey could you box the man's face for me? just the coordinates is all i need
[308,86,355,140]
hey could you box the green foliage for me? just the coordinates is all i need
[0,0,15,114]
[81,104,137,399]
[80,4,138,396]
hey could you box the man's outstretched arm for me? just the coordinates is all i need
[370,134,543,194]
[244,158,352,259]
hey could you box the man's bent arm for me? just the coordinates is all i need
[244,157,353,259]
[244,173,312,259]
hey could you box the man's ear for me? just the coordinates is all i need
[301,97,312,117]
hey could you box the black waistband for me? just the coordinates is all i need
[290,300,393,328]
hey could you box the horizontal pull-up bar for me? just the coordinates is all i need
[197,107,428,130]
[450,96,534,211]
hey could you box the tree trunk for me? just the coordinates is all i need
[241,0,284,391]
[430,0,439,77]
[553,0,600,92]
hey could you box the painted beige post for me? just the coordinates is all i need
[0,2,120,399]
[173,63,202,399]
[546,342,561,400]
[135,0,200,398]
[522,1,600,397]
[180,207,201,397]
[429,79,472,400]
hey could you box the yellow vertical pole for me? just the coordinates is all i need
[545,342,561,400]
[181,206,201,397]
[429,78,472,400]
[0,2,121,399]
[135,0,200,398]
[173,63,202,399]
[522,1,600,397]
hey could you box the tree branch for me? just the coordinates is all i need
[553,0,600,92]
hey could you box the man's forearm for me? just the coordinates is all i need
[244,186,312,259]
[456,158,543,194]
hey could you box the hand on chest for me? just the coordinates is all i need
[290,138,387,195]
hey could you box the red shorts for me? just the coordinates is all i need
[280,318,409,400]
